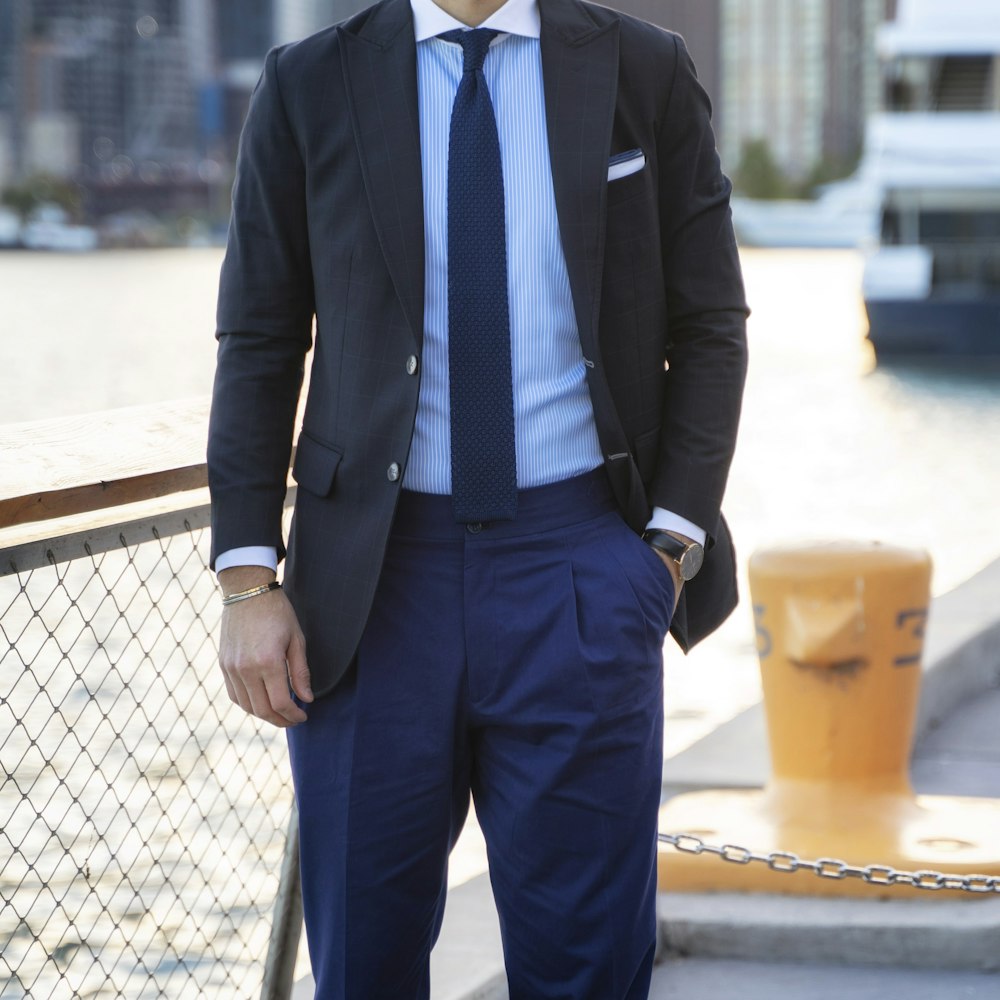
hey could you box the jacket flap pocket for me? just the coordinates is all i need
[292,432,342,497]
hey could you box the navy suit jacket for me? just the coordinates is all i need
[208,0,749,697]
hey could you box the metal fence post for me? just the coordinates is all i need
[261,803,305,999]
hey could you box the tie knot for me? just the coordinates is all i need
[439,27,499,73]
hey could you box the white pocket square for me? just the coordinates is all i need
[608,149,645,182]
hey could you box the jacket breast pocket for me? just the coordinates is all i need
[292,431,343,498]
[605,164,656,255]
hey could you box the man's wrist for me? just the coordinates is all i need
[642,529,705,581]
[645,508,706,547]
[219,565,277,598]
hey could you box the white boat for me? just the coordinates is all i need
[861,0,1000,358]
[20,204,99,253]
[731,181,879,250]
[0,208,20,248]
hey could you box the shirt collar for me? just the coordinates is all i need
[410,0,541,42]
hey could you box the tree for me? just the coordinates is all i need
[733,139,792,200]
[0,174,82,221]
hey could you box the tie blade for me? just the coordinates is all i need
[445,30,518,524]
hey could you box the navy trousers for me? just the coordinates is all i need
[286,470,673,999]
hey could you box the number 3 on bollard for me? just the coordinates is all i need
[894,607,928,668]
[753,604,772,659]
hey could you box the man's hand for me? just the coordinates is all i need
[219,567,313,728]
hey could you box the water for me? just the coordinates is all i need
[1,250,221,423]
[2,246,1000,983]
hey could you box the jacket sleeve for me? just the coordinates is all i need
[652,34,749,543]
[207,45,315,568]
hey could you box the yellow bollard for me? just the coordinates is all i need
[658,541,1000,898]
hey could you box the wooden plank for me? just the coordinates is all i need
[0,485,297,575]
[0,496,213,576]
[0,397,211,528]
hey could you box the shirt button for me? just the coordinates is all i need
[406,355,419,376]
[466,522,483,534]
[387,463,400,482]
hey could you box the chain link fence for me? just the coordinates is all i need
[0,503,297,999]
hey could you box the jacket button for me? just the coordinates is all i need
[387,463,400,482]
[406,355,418,376]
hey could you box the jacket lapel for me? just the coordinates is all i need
[540,1,647,527]
[340,0,425,347]
[540,0,619,364]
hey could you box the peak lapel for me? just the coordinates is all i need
[340,0,425,347]
[540,0,619,363]
[541,2,648,527]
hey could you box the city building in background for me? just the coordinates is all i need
[0,4,16,189]
[0,0,372,231]
[720,0,896,189]
[0,0,913,241]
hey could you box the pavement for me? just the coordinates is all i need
[648,958,1000,999]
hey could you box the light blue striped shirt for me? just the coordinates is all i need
[403,5,604,493]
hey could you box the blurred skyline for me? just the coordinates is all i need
[0,0,897,225]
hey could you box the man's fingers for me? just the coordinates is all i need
[221,665,242,708]
[262,670,308,726]
[224,651,298,727]
[286,632,313,703]
[224,667,254,717]
[244,674,298,729]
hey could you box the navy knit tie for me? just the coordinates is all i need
[442,28,517,524]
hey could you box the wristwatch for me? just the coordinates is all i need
[641,529,705,581]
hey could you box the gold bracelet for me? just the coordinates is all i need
[221,581,282,606]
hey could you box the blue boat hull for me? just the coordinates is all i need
[865,297,1000,358]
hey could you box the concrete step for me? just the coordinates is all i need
[657,891,1000,973]
[648,957,1000,1000]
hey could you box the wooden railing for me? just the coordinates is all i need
[1,397,211,532]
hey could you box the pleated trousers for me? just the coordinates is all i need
[286,469,673,999]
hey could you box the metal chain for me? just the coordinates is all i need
[658,833,1000,894]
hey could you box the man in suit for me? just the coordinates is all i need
[207,0,747,992]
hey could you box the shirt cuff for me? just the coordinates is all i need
[644,508,707,547]
[215,546,279,576]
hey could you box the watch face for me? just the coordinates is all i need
[679,545,705,581]
[642,531,705,580]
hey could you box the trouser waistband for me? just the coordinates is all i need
[394,468,617,540]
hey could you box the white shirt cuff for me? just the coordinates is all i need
[215,546,279,576]
[645,508,707,547]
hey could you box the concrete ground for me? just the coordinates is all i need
[648,958,1000,999]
